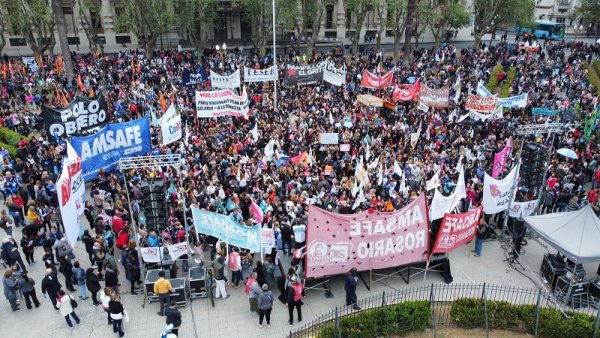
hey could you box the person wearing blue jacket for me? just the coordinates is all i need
[344,267,360,310]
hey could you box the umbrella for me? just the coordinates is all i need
[556,148,578,159]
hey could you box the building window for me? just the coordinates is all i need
[555,17,566,24]
[90,8,103,34]
[96,36,106,44]
[326,5,334,29]
[385,30,394,37]
[9,38,27,46]
[62,6,73,14]
[67,36,80,45]
[324,31,337,38]
[115,35,131,44]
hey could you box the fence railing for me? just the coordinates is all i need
[288,283,600,338]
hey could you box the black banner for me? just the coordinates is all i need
[41,94,108,139]
[181,67,209,86]
[284,62,325,86]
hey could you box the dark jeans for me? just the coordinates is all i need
[259,308,272,325]
[48,294,59,310]
[23,290,40,308]
[231,270,242,286]
[282,240,293,254]
[158,293,171,315]
[64,311,80,327]
[345,291,357,306]
[90,290,99,304]
[105,309,113,324]
[112,318,125,337]
[9,297,18,311]
[287,301,302,323]
[64,273,75,291]
[23,250,34,264]
[96,261,104,278]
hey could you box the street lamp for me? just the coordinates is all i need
[215,43,227,70]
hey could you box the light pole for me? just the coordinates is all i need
[272,0,278,110]
[215,42,227,71]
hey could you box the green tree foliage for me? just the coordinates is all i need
[425,0,470,48]
[574,0,600,36]
[385,0,407,60]
[176,0,217,52]
[75,0,105,54]
[345,0,371,56]
[473,0,535,48]
[113,0,177,52]
[2,0,55,56]
[278,0,332,57]
[235,0,271,54]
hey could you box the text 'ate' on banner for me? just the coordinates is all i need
[305,194,430,279]
[42,94,109,138]
[70,117,152,182]
[195,87,250,118]
[432,206,483,254]
[191,206,261,252]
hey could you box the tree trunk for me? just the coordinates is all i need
[404,0,417,55]
[52,0,74,83]
[393,31,400,60]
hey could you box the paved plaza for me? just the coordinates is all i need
[3,218,598,338]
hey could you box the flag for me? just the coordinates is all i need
[308,148,315,166]
[77,75,87,93]
[453,74,461,103]
[492,138,512,178]
[352,188,366,210]
[275,154,290,167]
[368,157,379,170]
[159,93,168,112]
[426,170,441,191]
[393,160,403,176]
[250,124,259,142]
[329,111,335,125]
[429,169,467,220]
[264,140,276,161]
[88,86,95,98]
[377,165,384,186]
[290,152,308,165]
[418,102,429,113]
[250,199,264,223]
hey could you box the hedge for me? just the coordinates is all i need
[486,63,503,94]
[588,60,600,97]
[316,301,431,338]
[0,127,28,158]
[451,298,595,338]
[500,67,517,98]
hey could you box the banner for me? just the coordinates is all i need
[531,107,557,116]
[160,105,182,145]
[305,194,429,279]
[509,200,537,218]
[319,132,339,144]
[210,69,241,89]
[191,206,261,252]
[70,117,152,181]
[195,87,249,118]
[42,94,108,138]
[360,70,394,89]
[468,106,504,121]
[432,206,483,254]
[419,84,450,108]
[166,242,189,261]
[476,82,493,97]
[465,94,498,113]
[261,228,275,249]
[393,81,420,102]
[498,94,528,109]
[243,65,278,83]
[482,164,520,214]
[181,67,209,86]
[56,142,86,247]
[430,169,467,220]
[284,62,325,86]
[323,60,346,86]
[22,56,38,72]
[140,247,161,263]
[492,138,512,178]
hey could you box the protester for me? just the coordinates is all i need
[473,218,489,257]
[213,252,229,299]
[344,267,360,310]
[257,284,274,328]
[56,290,81,328]
[18,271,40,309]
[286,276,305,326]
[108,293,126,337]
[165,301,182,335]
[246,271,261,313]
[41,268,62,310]
[85,268,102,306]
[3,268,20,311]
[101,287,114,324]
[154,270,172,316]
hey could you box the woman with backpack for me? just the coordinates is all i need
[72,261,87,300]
[56,289,81,328]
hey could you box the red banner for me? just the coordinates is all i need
[361,70,394,89]
[432,206,483,254]
[393,80,420,102]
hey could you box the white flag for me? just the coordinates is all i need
[393,160,403,176]
[264,140,276,161]
[429,169,467,220]
[453,74,461,103]
[329,111,335,125]
[368,157,379,170]
[426,170,441,191]
[308,148,315,166]
[160,104,182,145]
[352,188,366,210]
[482,163,520,214]
[377,165,384,186]
[250,123,259,142]
[418,102,429,113]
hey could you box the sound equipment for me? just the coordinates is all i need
[145,269,171,302]
[555,275,589,309]
[169,278,188,306]
[140,179,168,232]
[540,254,567,289]
[520,143,548,194]
[188,266,208,299]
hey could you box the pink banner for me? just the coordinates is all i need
[419,84,450,108]
[492,138,512,178]
[432,206,483,254]
[305,194,430,279]
[360,70,394,89]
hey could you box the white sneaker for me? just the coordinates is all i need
[256,323,262,328]
[267,324,271,328]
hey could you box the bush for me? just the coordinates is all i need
[588,60,600,97]
[500,67,517,97]
[388,301,431,335]
[450,298,486,328]
[0,141,17,158]
[0,127,27,146]
[486,63,503,93]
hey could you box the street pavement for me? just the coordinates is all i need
[3,212,599,338]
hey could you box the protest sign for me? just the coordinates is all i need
[323,60,346,86]
[210,69,241,89]
[482,164,520,214]
[432,206,483,254]
[531,107,557,116]
[195,88,249,118]
[419,84,449,108]
[360,70,394,89]
[191,206,261,252]
[244,65,278,82]
[498,94,528,109]
[42,94,109,138]
[284,62,325,86]
[319,133,339,144]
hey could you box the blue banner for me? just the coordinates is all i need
[71,117,152,181]
[191,206,261,252]
[181,67,209,86]
[531,107,557,116]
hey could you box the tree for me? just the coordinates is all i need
[75,0,105,54]
[385,0,407,60]
[404,0,417,54]
[413,0,436,49]
[176,0,217,52]
[374,0,386,52]
[0,6,6,56]
[113,0,177,52]
[345,0,370,56]
[3,0,55,57]
[426,0,470,48]
[236,0,271,55]
[473,0,535,49]
[51,0,74,82]
[574,0,600,37]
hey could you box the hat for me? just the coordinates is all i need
[262,284,269,291]
[164,324,174,333]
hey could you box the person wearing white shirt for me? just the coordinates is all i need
[292,223,306,249]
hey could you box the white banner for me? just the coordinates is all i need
[323,60,346,86]
[195,87,250,118]
[476,82,493,97]
[210,69,241,89]
[509,200,538,218]
[430,169,467,220]
[56,142,86,247]
[22,56,38,71]
[243,65,278,83]
[261,228,275,249]
[166,242,189,261]
[498,94,528,109]
[160,105,182,145]
[140,247,161,263]
[319,132,339,144]
[482,164,520,214]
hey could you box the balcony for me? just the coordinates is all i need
[556,0,571,11]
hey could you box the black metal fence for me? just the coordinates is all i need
[288,283,600,338]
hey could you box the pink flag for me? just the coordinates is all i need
[492,138,512,178]
[250,199,264,223]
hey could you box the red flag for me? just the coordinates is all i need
[77,75,87,93]
[361,70,394,89]
[159,93,168,112]
[393,80,420,102]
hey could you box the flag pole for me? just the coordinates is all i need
[271,0,278,110]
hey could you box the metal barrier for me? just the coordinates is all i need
[288,283,600,338]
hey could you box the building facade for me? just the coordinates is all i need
[534,0,588,34]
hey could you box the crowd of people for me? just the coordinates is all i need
[0,33,599,335]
